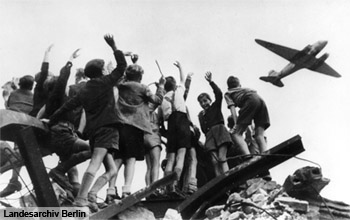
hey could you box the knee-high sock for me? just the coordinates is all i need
[75,172,95,202]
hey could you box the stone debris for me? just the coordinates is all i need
[204,177,308,220]
[163,208,183,220]
[203,166,350,220]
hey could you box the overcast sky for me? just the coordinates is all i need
[1,0,350,205]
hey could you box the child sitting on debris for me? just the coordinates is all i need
[49,34,127,211]
[197,72,232,176]
[40,48,92,198]
[224,76,270,157]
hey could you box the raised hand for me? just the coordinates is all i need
[46,44,54,53]
[124,51,133,56]
[44,44,54,62]
[72,48,81,59]
[131,54,138,64]
[205,71,212,82]
[173,61,181,69]
[158,76,166,86]
[69,48,81,62]
[104,34,117,51]
[187,72,194,79]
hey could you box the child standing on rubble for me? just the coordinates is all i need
[106,64,165,201]
[197,72,232,176]
[49,34,127,211]
[224,76,270,157]
[160,61,195,196]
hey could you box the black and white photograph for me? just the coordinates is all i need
[1,0,349,219]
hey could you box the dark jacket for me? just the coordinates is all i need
[49,50,127,135]
[198,81,225,134]
[30,62,49,116]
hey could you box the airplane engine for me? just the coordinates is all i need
[319,53,329,62]
[310,53,329,70]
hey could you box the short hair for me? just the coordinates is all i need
[197,93,211,102]
[227,76,240,89]
[164,76,176,92]
[19,75,34,90]
[125,64,144,82]
[84,59,105,78]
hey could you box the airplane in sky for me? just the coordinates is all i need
[255,39,341,87]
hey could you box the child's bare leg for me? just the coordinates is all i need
[218,144,229,174]
[174,148,187,179]
[186,148,197,181]
[210,151,220,176]
[145,154,151,186]
[75,148,107,202]
[105,158,123,203]
[232,125,250,155]
[108,158,123,189]
[123,157,136,197]
[150,146,161,184]
[255,126,267,153]
[183,148,197,194]
[164,153,175,176]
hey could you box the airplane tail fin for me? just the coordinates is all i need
[260,70,284,87]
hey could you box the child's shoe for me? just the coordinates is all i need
[87,193,99,213]
[121,185,131,199]
[73,197,98,214]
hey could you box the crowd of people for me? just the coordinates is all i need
[0,34,271,212]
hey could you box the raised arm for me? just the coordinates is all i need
[43,44,54,63]
[49,95,82,126]
[44,48,80,117]
[104,34,127,82]
[174,61,185,84]
[146,76,166,106]
[37,44,53,88]
[205,71,222,104]
[184,72,193,100]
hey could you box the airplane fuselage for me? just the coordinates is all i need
[276,40,328,79]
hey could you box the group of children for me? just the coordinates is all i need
[0,34,271,212]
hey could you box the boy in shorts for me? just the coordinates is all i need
[197,72,232,176]
[107,64,165,200]
[144,103,162,186]
[49,34,127,211]
[160,61,195,195]
[224,76,270,156]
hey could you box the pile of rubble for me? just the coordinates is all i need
[203,166,350,220]
[204,178,307,220]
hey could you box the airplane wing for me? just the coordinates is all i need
[310,62,341,77]
[255,39,300,61]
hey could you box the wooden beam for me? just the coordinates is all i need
[15,127,59,207]
[0,109,48,143]
[178,135,305,219]
[90,172,177,220]
[0,110,52,174]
